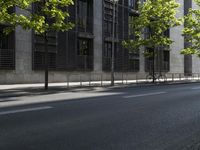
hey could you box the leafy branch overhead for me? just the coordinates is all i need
[0,0,75,90]
[122,0,182,53]
[0,0,74,34]
[181,0,200,57]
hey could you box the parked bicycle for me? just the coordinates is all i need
[146,72,167,82]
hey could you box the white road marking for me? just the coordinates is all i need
[123,92,167,99]
[191,87,200,90]
[0,106,53,116]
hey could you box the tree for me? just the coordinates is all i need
[0,0,74,90]
[123,0,182,82]
[181,0,200,57]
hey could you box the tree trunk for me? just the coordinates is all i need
[44,32,49,90]
[111,2,116,86]
[152,47,155,83]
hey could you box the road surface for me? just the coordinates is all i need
[1,83,200,150]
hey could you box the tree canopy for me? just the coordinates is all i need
[123,0,182,52]
[0,0,74,90]
[181,0,200,57]
[0,0,74,34]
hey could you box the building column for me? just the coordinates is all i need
[184,0,192,74]
[139,48,146,74]
[93,0,103,73]
[14,7,33,82]
[170,0,184,74]
[191,0,200,73]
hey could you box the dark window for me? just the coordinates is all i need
[144,27,151,40]
[163,50,170,71]
[104,21,112,35]
[128,15,139,38]
[104,0,117,37]
[32,2,58,70]
[145,48,170,72]
[33,52,56,69]
[145,48,154,72]
[104,42,112,58]
[103,42,118,71]
[164,29,170,38]
[104,1,115,22]
[184,0,192,15]
[0,26,11,49]
[103,42,112,71]
[77,38,93,70]
[129,0,139,10]
[33,32,57,70]
[104,21,117,37]
[128,51,140,72]
[78,0,87,29]
[77,38,90,56]
[0,25,15,70]
[77,0,93,33]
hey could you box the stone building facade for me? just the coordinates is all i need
[0,0,199,84]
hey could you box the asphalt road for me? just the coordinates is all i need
[1,83,200,150]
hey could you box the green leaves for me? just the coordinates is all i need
[0,0,74,35]
[182,0,200,57]
[123,0,181,55]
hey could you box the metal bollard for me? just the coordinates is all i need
[101,74,103,87]
[67,74,69,88]
[126,73,128,84]
[122,73,124,84]
[80,75,82,87]
[89,74,91,86]
[136,74,138,84]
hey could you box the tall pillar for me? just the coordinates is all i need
[139,47,146,74]
[184,0,192,74]
[170,0,184,73]
[93,0,103,73]
[15,7,32,82]
[191,0,200,73]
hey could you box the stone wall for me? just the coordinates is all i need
[169,0,184,74]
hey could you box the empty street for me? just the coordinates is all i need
[1,83,200,150]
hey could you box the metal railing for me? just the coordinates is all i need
[52,72,200,88]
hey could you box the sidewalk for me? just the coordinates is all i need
[0,77,199,91]
[0,82,124,108]
[0,80,131,91]
[0,78,200,108]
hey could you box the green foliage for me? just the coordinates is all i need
[181,0,200,57]
[122,0,182,56]
[0,0,74,35]
[143,50,154,58]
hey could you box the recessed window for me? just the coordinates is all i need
[163,50,170,71]
[129,50,140,72]
[104,42,112,58]
[77,0,93,32]
[77,38,93,70]
[0,25,15,70]
[77,39,91,56]
[0,26,10,49]
[33,32,57,70]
